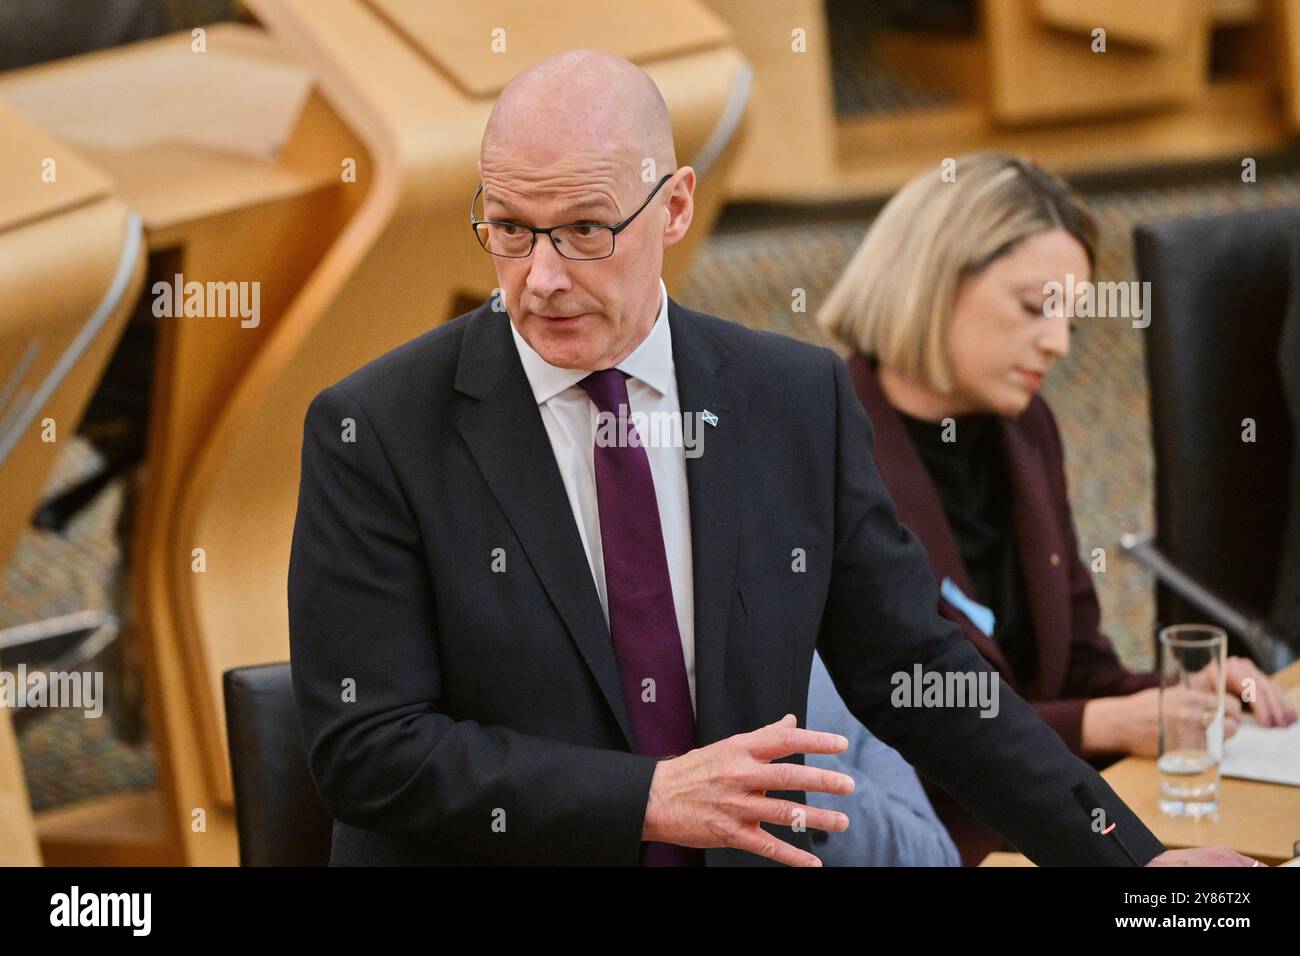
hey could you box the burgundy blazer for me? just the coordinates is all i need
[848,354,1159,865]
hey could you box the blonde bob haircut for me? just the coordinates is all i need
[817,152,1097,394]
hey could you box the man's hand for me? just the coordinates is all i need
[1146,847,1263,866]
[641,714,854,866]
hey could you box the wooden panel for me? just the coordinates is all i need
[36,790,178,866]
[0,24,321,233]
[0,706,40,865]
[1038,0,1194,50]
[701,0,838,196]
[1279,0,1300,130]
[984,0,1210,125]
[873,30,988,102]
[1212,0,1263,24]
[366,0,733,98]
[0,99,110,234]
[0,42,312,161]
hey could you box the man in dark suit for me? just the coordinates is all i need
[288,48,1252,866]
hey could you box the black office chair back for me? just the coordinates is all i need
[223,662,333,866]
[1134,205,1300,657]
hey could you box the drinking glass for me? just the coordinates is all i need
[1157,624,1228,817]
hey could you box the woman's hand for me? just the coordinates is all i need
[1083,687,1241,758]
[1190,656,1298,728]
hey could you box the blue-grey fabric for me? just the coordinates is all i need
[805,652,959,866]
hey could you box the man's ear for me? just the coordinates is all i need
[662,167,696,248]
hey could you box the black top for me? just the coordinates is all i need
[898,410,1038,687]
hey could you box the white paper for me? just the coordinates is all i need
[1221,715,1300,787]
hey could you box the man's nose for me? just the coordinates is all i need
[525,233,573,298]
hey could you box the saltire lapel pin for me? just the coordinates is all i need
[702,409,719,427]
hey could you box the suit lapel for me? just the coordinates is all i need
[453,304,635,748]
[995,416,1071,697]
[668,299,744,745]
[847,355,1017,681]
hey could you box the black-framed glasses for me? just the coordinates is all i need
[469,173,674,260]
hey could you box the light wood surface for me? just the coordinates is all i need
[1037,0,1196,50]
[0,706,40,865]
[702,0,839,200]
[366,0,733,98]
[985,0,1209,125]
[1213,0,1264,24]
[0,24,332,236]
[1279,0,1300,130]
[35,790,173,866]
[978,851,1037,867]
[0,98,112,235]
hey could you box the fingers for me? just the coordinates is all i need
[1218,848,1259,867]
[1189,662,1218,693]
[1223,695,1242,720]
[730,823,823,867]
[739,795,850,833]
[1233,661,1277,727]
[748,717,849,761]
[1251,678,1297,728]
[1167,688,1218,726]
[739,761,855,797]
[1224,658,1298,727]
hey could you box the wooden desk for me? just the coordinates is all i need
[980,662,1300,867]
[1101,661,1300,865]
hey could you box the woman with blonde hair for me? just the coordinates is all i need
[808,152,1295,865]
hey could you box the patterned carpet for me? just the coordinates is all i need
[5,154,1300,811]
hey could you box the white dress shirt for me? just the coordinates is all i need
[508,278,697,712]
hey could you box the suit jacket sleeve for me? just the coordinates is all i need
[288,384,658,864]
[816,354,1165,866]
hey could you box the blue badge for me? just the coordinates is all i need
[940,576,996,638]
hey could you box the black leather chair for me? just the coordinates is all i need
[1130,204,1300,668]
[223,662,333,866]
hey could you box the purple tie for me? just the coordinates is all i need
[579,369,702,867]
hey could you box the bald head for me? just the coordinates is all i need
[481,49,676,189]
[476,49,695,373]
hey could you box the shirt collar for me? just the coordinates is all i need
[509,277,673,405]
